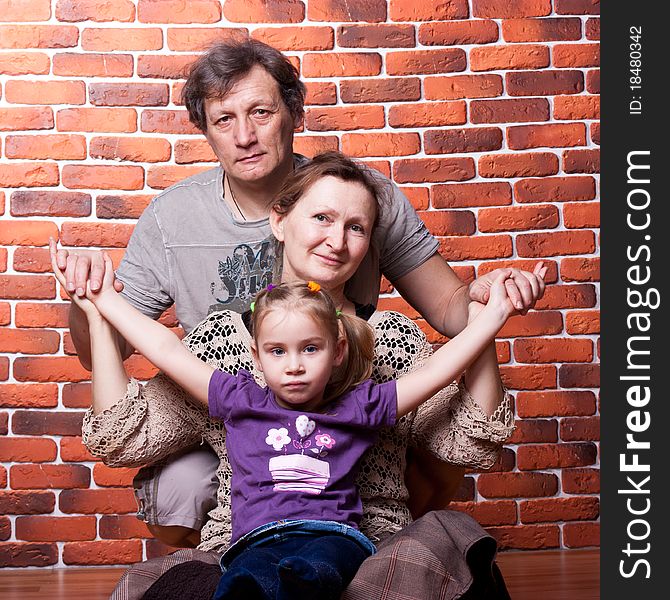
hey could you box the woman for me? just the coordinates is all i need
[78,153,538,598]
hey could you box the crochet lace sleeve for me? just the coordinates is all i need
[81,373,206,468]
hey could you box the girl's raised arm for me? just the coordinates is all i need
[50,239,214,407]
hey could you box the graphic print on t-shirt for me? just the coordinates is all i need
[208,239,275,312]
[266,415,337,495]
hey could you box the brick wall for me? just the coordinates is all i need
[0,0,600,568]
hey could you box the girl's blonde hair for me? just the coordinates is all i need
[251,282,375,403]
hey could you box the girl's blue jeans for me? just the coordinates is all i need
[213,520,376,600]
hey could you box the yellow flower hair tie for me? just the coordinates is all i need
[307,281,321,293]
[250,301,255,313]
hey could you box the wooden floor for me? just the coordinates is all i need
[0,549,599,599]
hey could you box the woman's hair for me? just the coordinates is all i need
[251,282,375,404]
[182,38,306,132]
[271,151,390,283]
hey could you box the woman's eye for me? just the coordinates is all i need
[314,214,328,222]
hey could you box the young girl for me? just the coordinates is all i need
[51,251,516,600]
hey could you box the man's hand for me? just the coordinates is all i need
[53,243,124,297]
[469,262,547,315]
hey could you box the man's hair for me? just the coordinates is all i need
[182,38,306,132]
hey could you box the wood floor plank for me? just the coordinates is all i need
[0,549,599,599]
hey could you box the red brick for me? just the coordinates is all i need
[0,162,60,188]
[535,284,597,309]
[478,205,558,232]
[304,81,337,106]
[308,0,386,22]
[418,211,476,237]
[425,74,502,100]
[0,412,7,433]
[472,44,549,72]
[560,416,600,441]
[425,127,502,154]
[0,275,55,300]
[340,78,421,103]
[563,149,600,174]
[343,133,420,157]
[338,24,414,48]
[553,43,600,68]
[556,0,600,15]
[82,27,164,51]
[59,383,89,409]
[93,464,139,487]
[517,230,595,257]
[438,235,512,261]
[303,52,381,78]
[507,71,583,96]
[389,0,468,20]
[517,442,597,470]
[586,18,600,40]
[124,354,160,380]
[508,123,586,150]
[393,157,474,184]
[388,101,466,128]
[56,0,135,21]
[473,0,551,17]
[517,390,596,418]
[499,365,556,390]
[0,51,50,75]
[387,49,466,75]
[399,187,429,211]
[479,152,559,178]
[224,0,303,22]
[293,135,339,158]
[99,515,151,539]
[173,139,217,164]
[147,165,211,190]
[471,98,549,124]
[514,338,593,364]
[514,176,596,203]
[16,516,96,542]
[0,220,59,246]
[11,410,84,436]
[141,109,199,134]
[13,356,90,382]
[0,437,58,462]
[57,107,138,133]
[59,489,137,514]
[0,490,56,515]
[508,419,558,444]
[15,302,70,328]
[560,257,600,282]
[0,0,51,20]
[497,312,563,338]
[11,464,91,490]
[478,472,558,498]
[11,190,91,217]
[0,328,59,354]
[521,496,599,523]
[5,134,86,160]
[5,80,85,105]
[0,107,54,131]
[0,517,8,540]
[419,20,499,46]
[449,500,518,526]
[0,24,79,48]
[0,543,58,567]
[60,222,134,247]
[63,540,143,565]
[566,310,599,335]
[137,54,198,79]
[502,18,582,42]
[562,468,600,494]
[490,525,561,550]
[431,182,511,209]
[563,202,599,229]
[0,303,9,324]
[53,52,133,77]
[472,448,516,474]
[89,82,169,106]
[166,27,248,51]
[96,194,153,219]
[555,95,600,122]
[138,0,221,23]
[62,165,144,191]
[0,384,59,408]
[305,105,385,132]
[90,136,171,163]
[60,436,99,462]
[564,522,599,548]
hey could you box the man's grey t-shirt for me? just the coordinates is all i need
[117,155,439,333]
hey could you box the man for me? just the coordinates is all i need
[55,39,544,547]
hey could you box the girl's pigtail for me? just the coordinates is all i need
[325,312,375,402]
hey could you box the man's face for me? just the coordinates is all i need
[203,65,299,188]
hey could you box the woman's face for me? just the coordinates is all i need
[270,176,377,294]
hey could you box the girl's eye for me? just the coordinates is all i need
[270,348,285,356]
[304,345,318,354]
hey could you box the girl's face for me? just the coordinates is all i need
[270,176,377,296]
[251,308,345,412]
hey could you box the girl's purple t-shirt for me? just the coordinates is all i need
[208,369,397,543]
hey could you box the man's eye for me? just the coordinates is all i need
[350,224,364,233]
